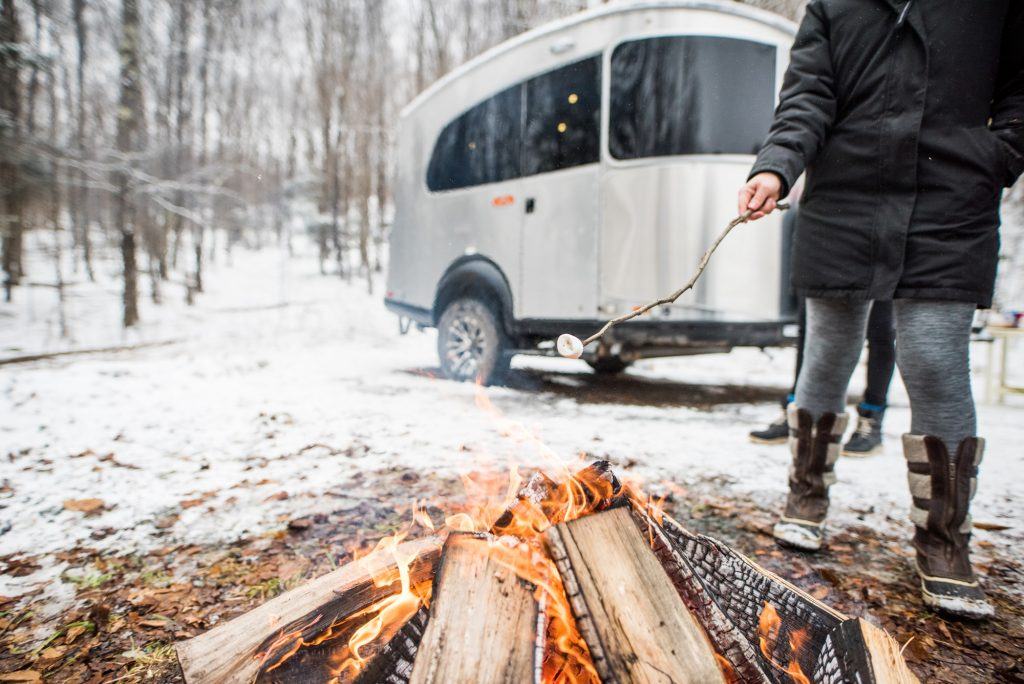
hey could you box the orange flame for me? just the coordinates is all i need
[262,383,685,683]
[758,601,811,684]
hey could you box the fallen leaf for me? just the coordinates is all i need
[65,624,87,644]
[809,585,830,600]
[0,672,43,683]
[138,618,168,628]
[37,646,64,662]
[287,518,311,531]
[63,498,106,515]
[974,521,1012,531]
[265,491,289,502]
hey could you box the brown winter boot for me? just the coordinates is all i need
[904,435,993,618]
[773,406,848,551]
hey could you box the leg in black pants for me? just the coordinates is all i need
[749,300,806,444]
[843,300,896,456]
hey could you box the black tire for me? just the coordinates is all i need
[586,356,632,374]
[437,298,510,385]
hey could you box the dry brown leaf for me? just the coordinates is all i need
[973,521,1012,531]
[0,672,43,683]
[63,498,106,515]
[37,646,64,662]
[64,624,87,644]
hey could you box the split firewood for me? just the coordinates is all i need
[351,606,430,684]
[628,506,770,683]
[409,534,538,684]
[174,537,441,684]
[813,618,920,684]
[545,506,725,684]
[657,515,843,672]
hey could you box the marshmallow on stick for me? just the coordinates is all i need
[557,334,584,359]
[555,204,788,358]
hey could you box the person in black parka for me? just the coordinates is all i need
[738,0,1023,619]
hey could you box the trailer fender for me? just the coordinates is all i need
[433,257,515,333]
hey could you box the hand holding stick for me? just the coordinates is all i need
[557,203,790,358]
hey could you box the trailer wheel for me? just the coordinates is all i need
[437,298,510,385]
[586,356,632,374]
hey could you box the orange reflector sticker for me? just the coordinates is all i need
[491,195,514,207]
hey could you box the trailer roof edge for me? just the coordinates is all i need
[400,0,798,120]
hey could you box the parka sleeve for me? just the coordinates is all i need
[992,1,1024,187]
[748,1,837,198]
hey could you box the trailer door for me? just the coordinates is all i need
[600,35,782,322]
[518,56,603,320]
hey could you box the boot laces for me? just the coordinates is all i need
[855,416,876,438]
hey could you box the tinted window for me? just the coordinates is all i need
[610,36,775,159]
[427,84,522,191]
[523,56,601,176]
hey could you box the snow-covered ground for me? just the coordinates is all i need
[2,238,1023,603]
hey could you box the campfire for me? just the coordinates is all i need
[176,391,917,684]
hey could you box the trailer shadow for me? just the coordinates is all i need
[402,366,787,409]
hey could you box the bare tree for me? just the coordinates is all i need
[0,0,24,301]
[113,0,146,327]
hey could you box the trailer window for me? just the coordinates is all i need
[427,84,522,192]
[523,56,601,176]
[609,36,775,159]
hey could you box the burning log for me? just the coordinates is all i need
[174,537,441,684]
[545,506,726,683]
[409,534,539,684]
[813,618,919,684]
[174,462,920,684]
[350,606,429,684]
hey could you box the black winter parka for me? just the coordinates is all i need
[750,0,1024,307]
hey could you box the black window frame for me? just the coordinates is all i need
[425,54,603,193]
[607,34,777,161]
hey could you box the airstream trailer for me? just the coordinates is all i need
[385,0,799,384]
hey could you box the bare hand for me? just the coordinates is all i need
[738,172,783,220]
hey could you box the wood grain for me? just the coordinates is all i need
[546,506,725,684]
[409,534,538,684]
[175,536,441,684]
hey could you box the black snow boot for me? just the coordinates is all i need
[904,434,993,619]
[773,407,848,551]
[749,409,789,445]
[842,404,885,457]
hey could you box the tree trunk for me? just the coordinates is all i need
[71,0,95,282]
[114,0,145,327]
[0,0,24,300]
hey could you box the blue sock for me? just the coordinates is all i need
[859,401,885,412]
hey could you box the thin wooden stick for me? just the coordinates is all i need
[559,203,789,354]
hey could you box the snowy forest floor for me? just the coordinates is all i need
[1,242,1023,682]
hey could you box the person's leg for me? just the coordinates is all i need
[863,299,896,408]
[750,298,805,444]
[793,298,871,414]
[775,298,870,550]
[790,296,807,405]
[895,299,991,618]
[844,300,896,456]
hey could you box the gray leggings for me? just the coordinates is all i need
[794,298,976,450]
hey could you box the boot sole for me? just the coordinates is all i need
[914,562,994,619]
[749,435,788,445]
[773,521,823,551]
[920,582,995,619]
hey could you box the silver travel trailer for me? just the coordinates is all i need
[385,0,799,384]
